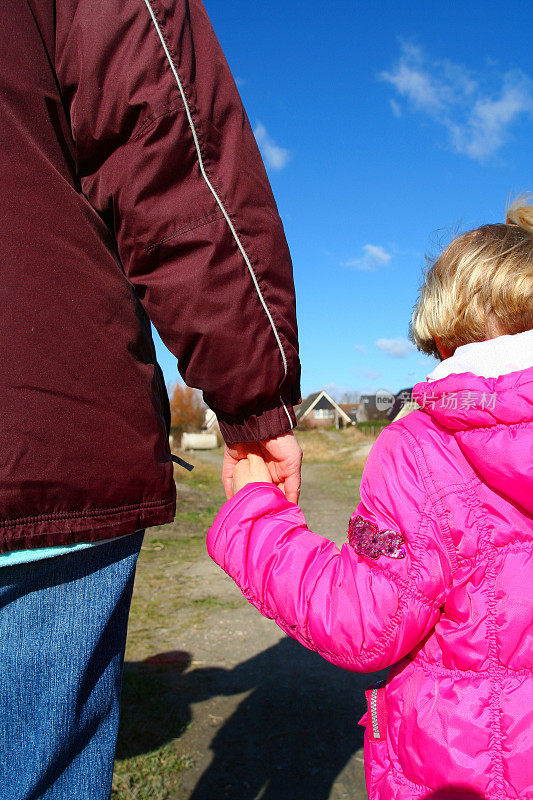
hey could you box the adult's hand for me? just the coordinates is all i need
[222,432,303,503]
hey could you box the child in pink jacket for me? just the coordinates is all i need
[207,200,533,800]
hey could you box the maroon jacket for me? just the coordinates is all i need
[0,0,300,552]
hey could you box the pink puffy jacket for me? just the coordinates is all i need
[207,333,533,800]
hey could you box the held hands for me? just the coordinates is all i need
[232,452,272,495]
[222,432,303,503]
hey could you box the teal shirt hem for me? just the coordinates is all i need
[0,534,135,567]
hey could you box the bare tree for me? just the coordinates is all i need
[340,390,361,404]
[169,383,205,435]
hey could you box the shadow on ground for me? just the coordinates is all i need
[117,636,385,799]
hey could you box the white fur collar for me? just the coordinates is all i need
[427,329,533,382]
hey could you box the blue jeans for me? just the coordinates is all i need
[0,530,144,800]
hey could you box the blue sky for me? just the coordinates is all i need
[154,0,533,401]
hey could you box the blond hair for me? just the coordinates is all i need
[410,196,533,359]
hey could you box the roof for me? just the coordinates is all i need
[204,408,218,429]
[296,390,352,423]
[295,392,321,419]
[339,403,359,421]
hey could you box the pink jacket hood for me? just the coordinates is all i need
[413,330,533,514]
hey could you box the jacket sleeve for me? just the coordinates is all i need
[207,425,457,671]
[53,0,300,443]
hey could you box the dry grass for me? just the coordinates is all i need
[295,427,375,467]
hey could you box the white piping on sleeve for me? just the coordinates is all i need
[141,0,293,428]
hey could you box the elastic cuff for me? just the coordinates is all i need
[216,401,296,444]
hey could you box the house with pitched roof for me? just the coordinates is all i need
[296,390,357,428]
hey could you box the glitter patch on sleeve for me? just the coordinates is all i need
[348,514,406,560]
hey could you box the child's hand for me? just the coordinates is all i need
[232,453,273,494]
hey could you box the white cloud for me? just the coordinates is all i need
[380,43,533,160]
[450,75,533,159]
[375,337,416,358]
[343,244,391,271]
[381,44,447,113]
[354,344,368,353]
[389,99,402,117]
[254,122,290,170]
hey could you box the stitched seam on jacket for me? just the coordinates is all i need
[462,484,533,553]
[464,484,493,555]
[492,539,533,552]
[140,0,292,425]
[0,497,173,528]
[421,441,523,771]
[432,475,514,771]
[128,101,185,142]
[462,481,506,797]
[418,656,490,679]
[487,548,506,797]
[434,477,482,500]
[408,505,434,588]
[398,426,459,574]
[444,484,498,570]
[457,419,533,433]
[416,654,533,678]
[145,211,225,252]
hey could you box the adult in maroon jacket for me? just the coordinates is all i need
[0,1,301,797]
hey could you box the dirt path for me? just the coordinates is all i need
[118,445,383,800]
